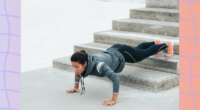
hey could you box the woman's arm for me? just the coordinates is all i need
[74,82,79,89]
[96,62,120,106]
[112,93,118,102]
[74,75,80,89]
[66,75,80,94]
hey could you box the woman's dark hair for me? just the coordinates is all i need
[70,50,88,65]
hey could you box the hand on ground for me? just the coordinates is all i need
[66,88,78,94]
[102,99,117,106]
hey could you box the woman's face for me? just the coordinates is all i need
[71,61,87,75]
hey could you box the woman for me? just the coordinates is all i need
[66,39,173,106]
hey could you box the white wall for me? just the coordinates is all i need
[22,0,145,72]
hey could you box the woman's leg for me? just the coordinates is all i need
[135,41,155,49]
[110,43,124,49]
[112,41,156,50]
[142,43,167,56]
[132,43,168,62]
[117,43,168,63]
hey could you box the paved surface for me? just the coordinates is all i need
[22,67,178,110]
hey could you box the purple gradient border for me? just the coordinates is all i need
[0,0,20,110]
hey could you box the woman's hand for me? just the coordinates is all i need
[66,88,78,94]
[102,99,117,106]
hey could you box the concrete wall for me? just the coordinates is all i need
[146,0,179,8]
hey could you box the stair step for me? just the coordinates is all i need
[53,56,179,92]
[130,8,179,22]
[74,42,179,74]
[146,0,179,9]
[94,30,179,54]
[112,18,179,37]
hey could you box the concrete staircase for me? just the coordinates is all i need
[53,0,179,92]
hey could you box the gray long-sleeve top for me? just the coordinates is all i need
[75,61,120,94]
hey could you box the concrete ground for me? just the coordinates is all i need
[21,67,179,110]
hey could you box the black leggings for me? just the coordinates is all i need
[110,42,168,63]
